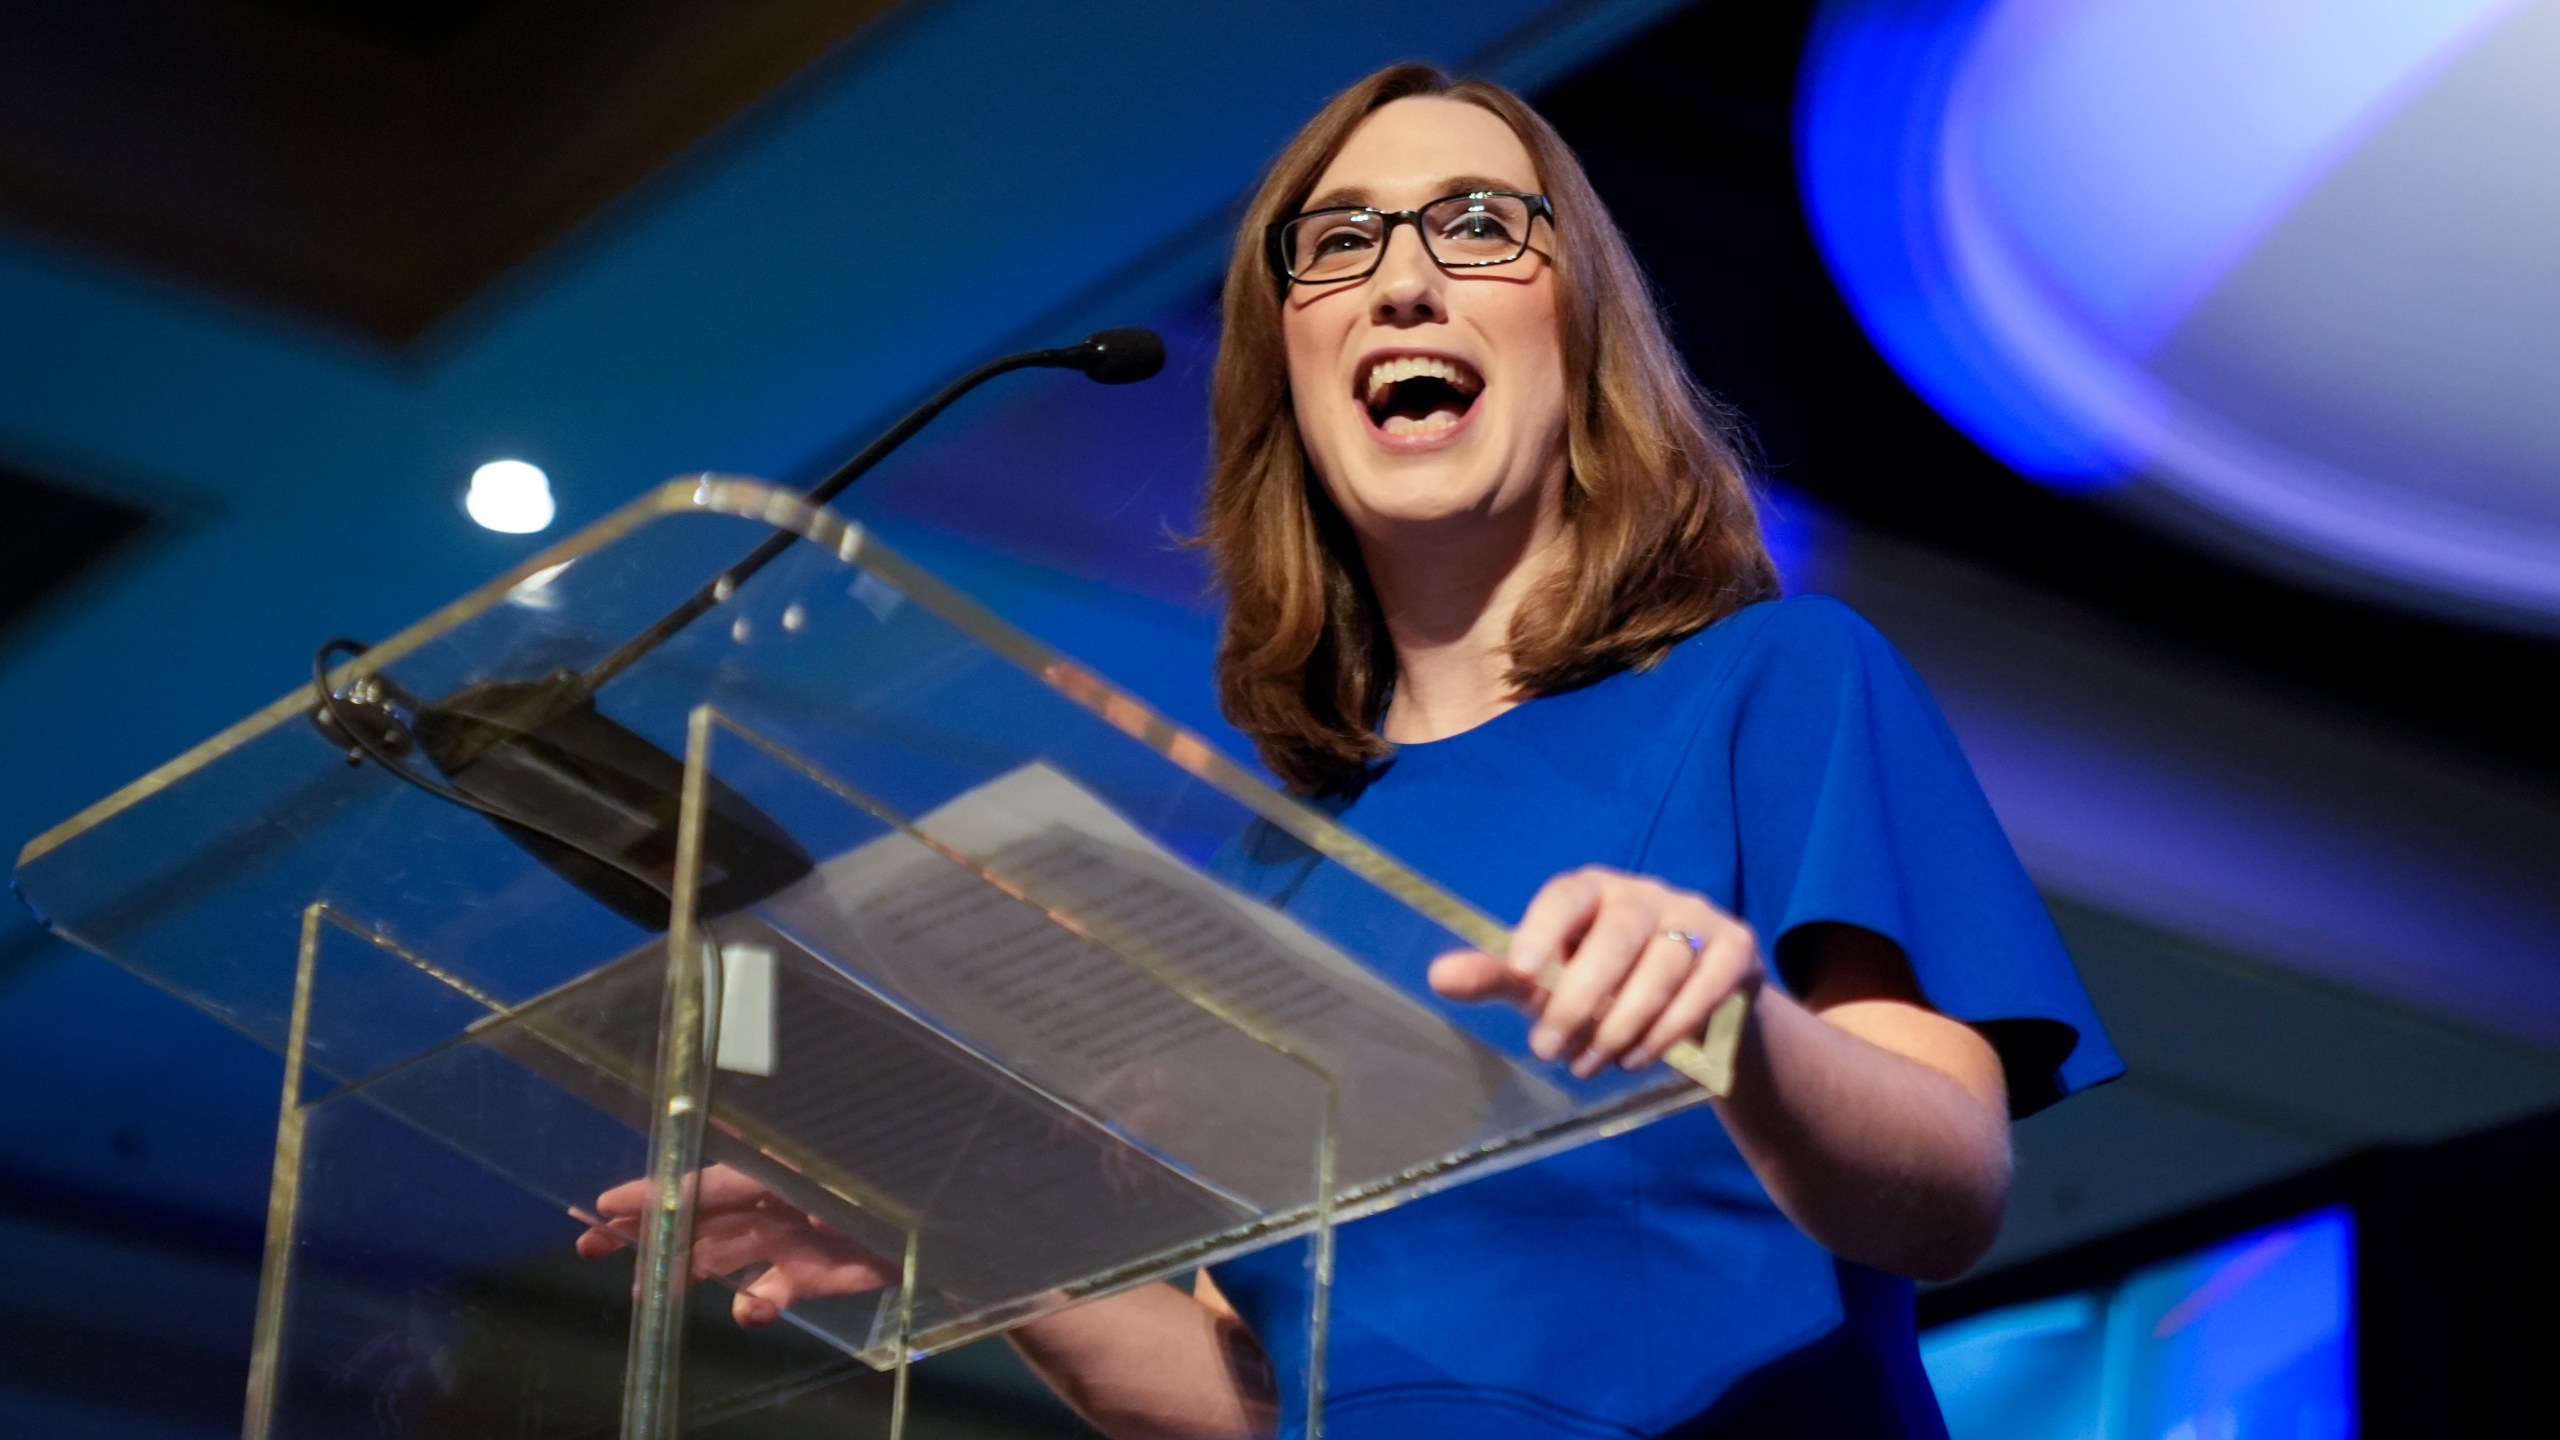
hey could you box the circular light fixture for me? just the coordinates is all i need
[1801,0,2560,631]
[464,460,556,534]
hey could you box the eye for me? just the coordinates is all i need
[1439,210,1517,244]
[1286,211,1385,279]
[1427,195,1535,259]
[1311,224,1376,256]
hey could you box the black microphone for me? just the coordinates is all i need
[1057,326,1167,386]
[313,328,1166,931]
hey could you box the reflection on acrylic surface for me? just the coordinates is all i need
[1922,1206,2353,1440]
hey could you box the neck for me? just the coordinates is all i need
[1365,507,1569,745]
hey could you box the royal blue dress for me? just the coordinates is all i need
[1208,596,2121,1439]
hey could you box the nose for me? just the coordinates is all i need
[1368,222,1443,327]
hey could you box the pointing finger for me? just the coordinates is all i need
[1428,950,1536,1001]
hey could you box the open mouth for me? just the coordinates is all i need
[1362,354,1484,438]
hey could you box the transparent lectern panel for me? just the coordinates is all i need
[21,477,1727,1379]
[260,1084,643,1440]
[16,493,884,1051]
[262,1083,895,1440]
[253,909,875,1439]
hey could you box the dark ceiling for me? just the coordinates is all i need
[1542,1,2560,789]
[0,0,899,343]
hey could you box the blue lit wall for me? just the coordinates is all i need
[1923,1206,2355,1439]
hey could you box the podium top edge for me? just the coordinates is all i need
[16,474,1509,960]
[16,476,792,870]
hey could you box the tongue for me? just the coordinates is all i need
[1375,377,1474,433]
[1382,404,1465,435]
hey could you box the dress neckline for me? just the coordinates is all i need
[1380,697,1531,754]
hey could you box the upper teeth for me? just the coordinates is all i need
[1366,355,1478,405]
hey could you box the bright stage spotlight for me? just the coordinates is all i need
[464,459,556,534]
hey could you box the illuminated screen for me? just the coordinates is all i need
[1922,1206,2354,1439]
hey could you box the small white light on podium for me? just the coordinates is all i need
[464,460,555,534]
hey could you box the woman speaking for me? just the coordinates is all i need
[585,62,2118,1440]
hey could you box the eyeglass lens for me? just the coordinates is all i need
[1283,194,1536,281]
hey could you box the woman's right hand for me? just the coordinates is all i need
[576,1167,1276,1436]
[573,1164,898,1329]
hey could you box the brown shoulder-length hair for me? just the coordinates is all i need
[1204,63,1778,794]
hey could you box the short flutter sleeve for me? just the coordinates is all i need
[1720,598,2121,1116]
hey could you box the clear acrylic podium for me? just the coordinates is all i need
[14,478,1742,1439]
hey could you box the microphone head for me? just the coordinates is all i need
[1074,327,1167,385]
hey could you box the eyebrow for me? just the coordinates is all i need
[1301,175,1532,211]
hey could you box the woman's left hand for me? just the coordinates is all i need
[1428,865,1763,1079]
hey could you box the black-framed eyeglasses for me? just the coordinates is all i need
[1266,190,1554,285]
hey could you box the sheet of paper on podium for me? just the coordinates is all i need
[484,760,1573,1327]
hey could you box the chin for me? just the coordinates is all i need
[1334,462,1519,535]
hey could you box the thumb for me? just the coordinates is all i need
[733,1266,796,1329]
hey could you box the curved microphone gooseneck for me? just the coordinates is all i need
[588,326,1165,688]
[310,327,1167,931]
